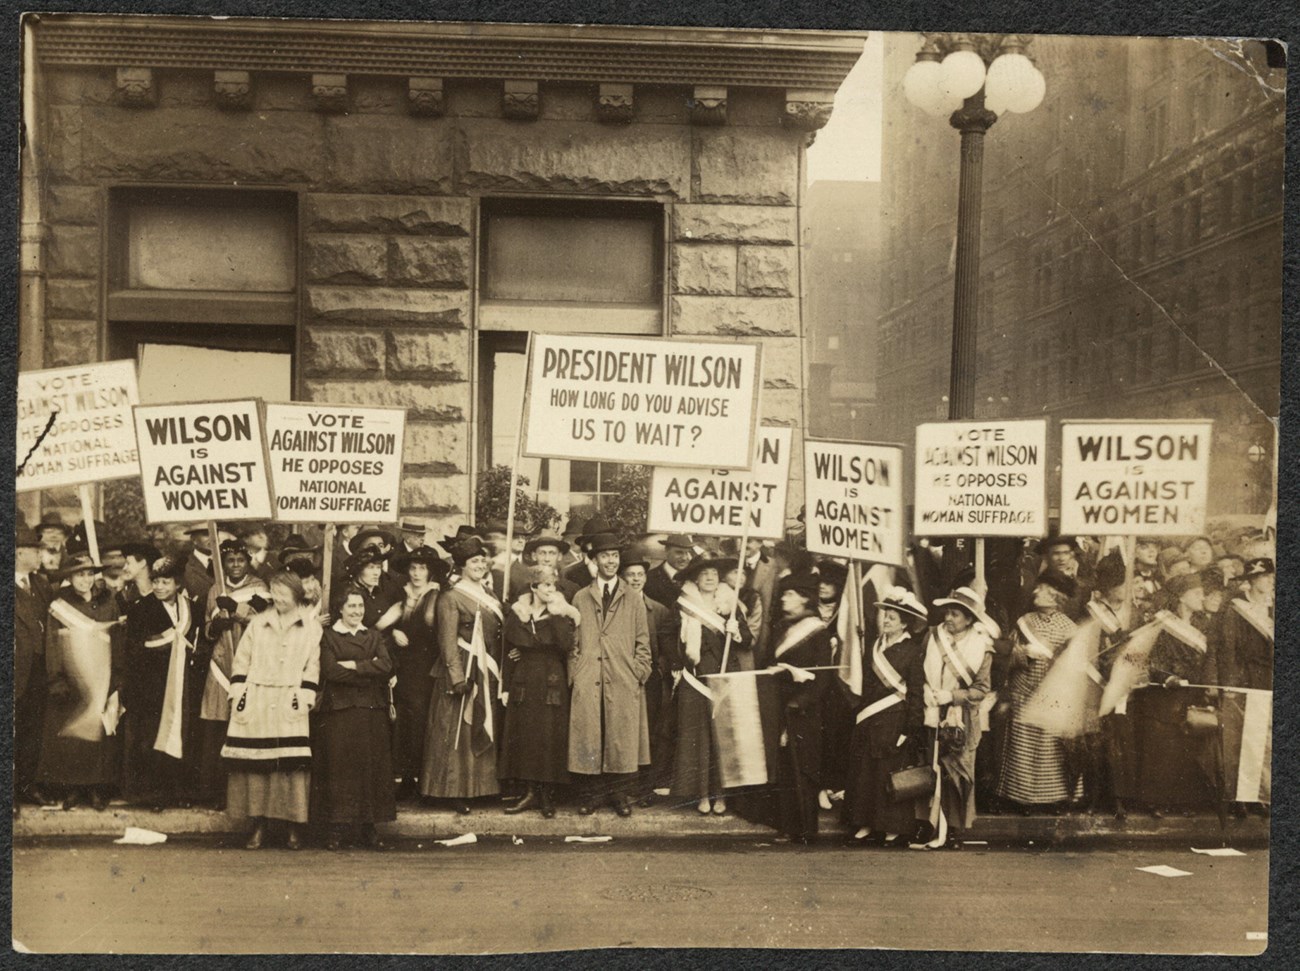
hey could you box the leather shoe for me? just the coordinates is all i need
[504,789,538,815]
[614,797,633,818]
[540,789,556,819]
[363,826,386,851]
[286,828,302,851]
[90,789,108,812]
[452,801,472,816]
[325,835,341,852]
[245,825,265,850]
[62,790,85,811]
[578,804,596,816]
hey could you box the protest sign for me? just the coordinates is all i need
[1060,420,1212,535]
[647,427,791,539]
[16,360,141,492]
[803,439,905,565]
[914,419,1048,537]
[264,403,406,523]
[522,333,761,469]
[133,399,273,522]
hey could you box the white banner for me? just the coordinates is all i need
[914,419,1048,537]
[647,427,791,539]
[803,439,905,565]
[133,399,273,523]
[1060,420,1212,536]
[16,360,141,492]
[265,403,406,524]
[523,333,761,469]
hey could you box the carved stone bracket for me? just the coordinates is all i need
[407,76,445,116]
[213,70,252,111]
[311,73,348,113]
[502,80,539,120]
[783,89,836,131]
[114,67,156,108]
[689,85,727,125]
[595,82,634,123]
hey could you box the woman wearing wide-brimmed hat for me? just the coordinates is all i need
[377,545,449,801]
[996,569,1079,812]
[670,557,751,815]
[915,585,1000,849]
[420,534,504,813]
[498,564,581,817]
[36,553,126,811]
[843,586,930,847]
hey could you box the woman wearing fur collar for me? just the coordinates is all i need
[670,557,752,815]
[915,586,1000,850]
[499,565,581,818]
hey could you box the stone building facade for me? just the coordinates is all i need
[875,35,1283,518]
[20,15,865,533]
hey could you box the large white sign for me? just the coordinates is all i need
[914,419,1049,537]
[265,403,406,524]
[523,333,761,470]
[16,360,141,492]
[1060,420,1213,536]
[133,399,274,523]
[647,427,791,539]
[803,439,905,565]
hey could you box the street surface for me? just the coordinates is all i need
[13,837,1267,955]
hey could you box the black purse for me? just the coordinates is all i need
[887,764,936,802]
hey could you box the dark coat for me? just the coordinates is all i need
[1217,598,1272,690]
[643,563,684,616]
[318,625,393,712]
[15,572,53,697]
[499,600,575,784]
[183,550,215,606]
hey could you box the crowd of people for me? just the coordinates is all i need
[14,508,1274,849]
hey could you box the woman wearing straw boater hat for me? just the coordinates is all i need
[996,569,1079,813]
[670,556,751,816]
[843,587,930,848]
[37,553,125,812]
[376,546,450,801]
[123,553,202,810]
[914,584,1000,850]
[420,534,505,813]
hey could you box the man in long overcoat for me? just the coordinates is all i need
[569,533,652,816]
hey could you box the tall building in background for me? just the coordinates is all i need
[876,35,1283,517]
[803,179,880,439]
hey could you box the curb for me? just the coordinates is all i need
[13,802,1269,847]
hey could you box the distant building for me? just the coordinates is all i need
[876,35,1283,517]
[803,180,880,439]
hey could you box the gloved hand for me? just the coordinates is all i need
[450,680,472,696]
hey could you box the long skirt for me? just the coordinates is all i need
[997,659,1070,805]
[37,692,121,790]
[392,646,435,783]
[498,666,570,786]
[419,685,501,798]
[818,682,854,794]
[671,680,723,800]
[311,707,396,824]
[1133,687,1215,809]
[775,704,823,840]
[227,770,310,823]
[197,719,229,805]
[845,720,919,834]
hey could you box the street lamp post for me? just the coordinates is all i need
[902,34,1045,590]
[903,33,1046,421]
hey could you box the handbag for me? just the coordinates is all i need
[887,764,937,802]
[1184,705,1218,734]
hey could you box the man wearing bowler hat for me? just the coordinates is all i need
[562,516,612,589]
[525,535,580,602]
[569,532,652,816]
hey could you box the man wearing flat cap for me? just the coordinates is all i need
[569,532,652,816]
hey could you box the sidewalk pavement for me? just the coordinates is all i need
[14,797,1269,847]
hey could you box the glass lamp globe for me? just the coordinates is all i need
[939,48,987,101]
[903,57,948,116]
[986,52,1047,113]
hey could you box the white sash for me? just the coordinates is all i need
[1086,599,1122,635]
[1231,599,1274,644]
[677,595,729,635]
[453,578,504,622]
[458,613,498,742]
[1154,609,1208,654]
[144,597,193,760]
[857,635,908,725]
[1016,616,1057,662]
[682,668,713,702]
[772,616,827,660]
[933,625,976,688]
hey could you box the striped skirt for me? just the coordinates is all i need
[997,658,1070,805]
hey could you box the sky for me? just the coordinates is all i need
[806,32,884,184]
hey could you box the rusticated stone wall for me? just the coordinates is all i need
[38,71,812,532]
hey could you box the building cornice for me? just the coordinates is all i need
[31,14,866,91]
